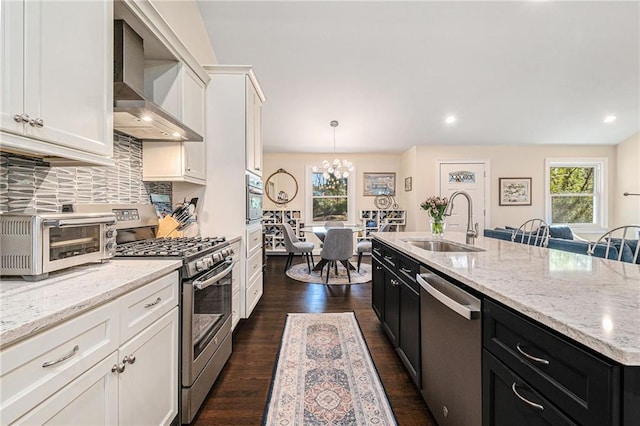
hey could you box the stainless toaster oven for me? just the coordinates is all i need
[0,212,117,281]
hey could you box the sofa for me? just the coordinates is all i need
[483,226,639,263]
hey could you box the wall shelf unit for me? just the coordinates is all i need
[263,210,305,254]
[358,209,406,242]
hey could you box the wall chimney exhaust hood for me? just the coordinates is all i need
[113,20,203,142]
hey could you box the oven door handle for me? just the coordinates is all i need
[193,259,235,291]
[43,216,116,227]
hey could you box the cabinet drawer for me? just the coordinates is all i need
[396,252,419,290]
[247,227,262,257]
[483,350,577,426]
[247,249,263,282]
[0,300,119,425]
[483,300,619,426]
[119,271,179,343]
[380,245,397,270]
[245,272,263,317]
[372,239,384,260]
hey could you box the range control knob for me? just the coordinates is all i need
[106,229,118,239]
[212,253,223,263]
[205,257,214,268]
[195,260,206,271]
[106,242,116,251]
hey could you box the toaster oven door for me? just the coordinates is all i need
[42,217,114,274]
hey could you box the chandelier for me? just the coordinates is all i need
[312,120,354,179]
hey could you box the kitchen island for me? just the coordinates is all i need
[373,231,640,425]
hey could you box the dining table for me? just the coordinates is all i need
[299,225,364,272]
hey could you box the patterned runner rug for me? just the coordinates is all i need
[263,312,397,425]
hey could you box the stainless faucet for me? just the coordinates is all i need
[443,190,479,245]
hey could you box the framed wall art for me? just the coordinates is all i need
[363,172,396,196]
[499,177,532,206]
[404,177,412,192]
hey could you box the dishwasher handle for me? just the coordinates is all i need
[417,272,481,320]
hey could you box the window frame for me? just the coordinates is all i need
[544,158,608,233]
[305,164,356,225]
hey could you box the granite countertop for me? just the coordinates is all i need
[0,259,182,349]
[374,231,640,366]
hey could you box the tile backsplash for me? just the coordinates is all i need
[0,134,171,213]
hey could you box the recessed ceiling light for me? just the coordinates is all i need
[603,115,617,124]
[141,115,153,122]
[445,116,456,124]
[172,132,181,138]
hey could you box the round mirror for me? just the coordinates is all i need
[265,168,298,204]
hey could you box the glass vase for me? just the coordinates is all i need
[430,218,446,239]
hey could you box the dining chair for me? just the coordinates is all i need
[320,228,354,283]
[281,222,315,273]
[355,222,395,272]
[511,218,550,247]
[318,221,345,243]
[588,225,640,263]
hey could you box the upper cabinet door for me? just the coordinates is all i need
[182,66,206,181]
[0,0,113,164]
[23,0,113,157]
[0,0,25,135]
[245,77,263,176]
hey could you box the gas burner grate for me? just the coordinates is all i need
[115,236,226,258]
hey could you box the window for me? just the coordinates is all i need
[545,158,607,230]
[306,166,355,224]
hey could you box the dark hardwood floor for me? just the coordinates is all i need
[193,255,436,425]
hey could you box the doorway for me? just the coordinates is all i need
[438,161,489,234]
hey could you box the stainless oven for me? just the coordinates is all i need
[246,173,263,223]
[0,212,117,281]
[181,256,233,423]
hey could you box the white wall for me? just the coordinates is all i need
[413,144,617,233]
[151,0,217,64]
[264,144,620,235]
[614,132,640,226]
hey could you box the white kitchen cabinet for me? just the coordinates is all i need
[117,307,179,426]
[204,65,266,178]
[244,224,264,318]
[202,65,266,320]
[0,0,114,166]
[230,240,242,330]
[246,78,263,176]
[143,65,206,184]
[0,271,180,425]
[13,353,119,425]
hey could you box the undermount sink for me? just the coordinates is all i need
[402,239,485,253]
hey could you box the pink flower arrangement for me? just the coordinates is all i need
[420,196,448,221]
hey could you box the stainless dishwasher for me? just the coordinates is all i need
[417,269,481,426]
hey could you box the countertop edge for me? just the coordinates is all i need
[374,233,640,366]
[0,259,183,349]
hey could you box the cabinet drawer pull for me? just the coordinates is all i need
[144,297,162,308]
[384,255,393,261]
[511,383,544,411]
[400,267,412,274]
[111,363,126,374]
[375,266,382,270]
[373,249,382,256]
[42,345,79,368]
[390,279,399,287]
[516,343,550,366]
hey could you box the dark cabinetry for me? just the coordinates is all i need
[371,239,421,387]
[483,299,620,426]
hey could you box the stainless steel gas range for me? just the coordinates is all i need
[74,204,233,424]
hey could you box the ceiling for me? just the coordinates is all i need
[197,1,639,154]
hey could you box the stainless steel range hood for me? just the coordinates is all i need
[113,20,203,142]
